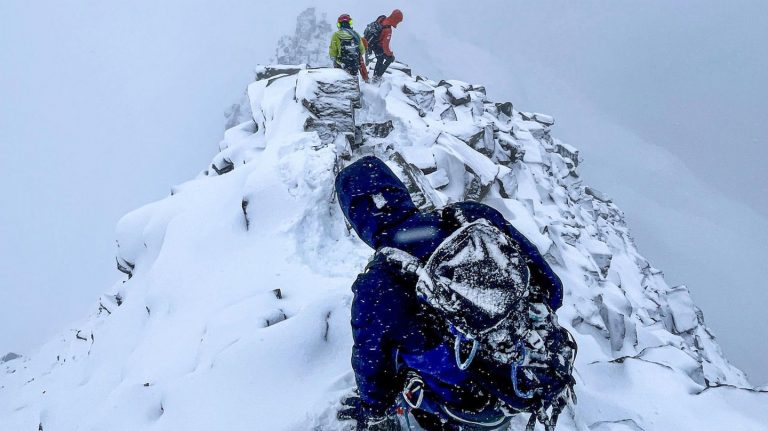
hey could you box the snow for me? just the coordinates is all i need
[2,60,767,431]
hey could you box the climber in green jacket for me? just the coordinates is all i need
[329,14,369,81]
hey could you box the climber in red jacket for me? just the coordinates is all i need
[364,9,403,82]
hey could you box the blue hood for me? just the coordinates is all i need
[335,156,453,259]
[335,156,419,249]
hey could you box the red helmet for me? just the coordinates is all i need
[337,14,352,28]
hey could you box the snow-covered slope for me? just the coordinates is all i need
[2,63,767,430]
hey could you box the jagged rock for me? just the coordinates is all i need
[304,117,353,149]
[402,82,436,114]
[400,146,437,172]
[554,141,580,167]
[440,106,457,121]
[116,257,135,278]
[211,157,235,175]
[1,353,21,363]
[595,291,637,352]
[466,125,495,157]
[255,65,305,81]
[357,121,394,142]
[390,152,439,211]
[533,113,555,126]
[496,102,514,118]
[446,86,471,106]
[585,186,613,203]
[272,8,332,67]
[463,166,493,201]
[388,62,412,77]
[426,169,449,189]
[666,285,699,334]
[300,71,359,147]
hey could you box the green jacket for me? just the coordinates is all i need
[329,28,366,63]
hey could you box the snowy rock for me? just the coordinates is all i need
[533,113,555,126]
[210,156,235,175]
[390,152,440,211]
[666,285,700,334]
[465,124,495,157]
[400,146,437,172]
[426,169,450,189]
[440,106,457,121]
[585,186,613,203]
[402,82,436,115]
[299,69,359,147]
[255,64,305,81]
[496,102,514,118]
[1,353,21,363]
[388,62,412,77]
[446,86,471,106]
[357,121,394,145]
[272,8,333,67]
[554,141,580,167]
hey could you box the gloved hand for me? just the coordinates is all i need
[337,394,400,430]
[338,394,365,423]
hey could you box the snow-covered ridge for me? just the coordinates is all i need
[2,63,766,431]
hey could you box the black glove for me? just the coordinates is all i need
[338,394,365,423]
[337,394,400,431]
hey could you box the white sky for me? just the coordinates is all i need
[1,0,766,384]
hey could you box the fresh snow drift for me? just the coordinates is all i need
[2,61,767,430]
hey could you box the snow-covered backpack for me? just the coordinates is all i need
[338,29,362,71]
[384,210,577,430]
[363,16,387,53]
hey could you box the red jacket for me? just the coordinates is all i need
[378,9,403,57]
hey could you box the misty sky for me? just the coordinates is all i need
[1,1,766,384]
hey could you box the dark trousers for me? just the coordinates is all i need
[373,52,395,78]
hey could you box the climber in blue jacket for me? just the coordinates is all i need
[335,156,564,431]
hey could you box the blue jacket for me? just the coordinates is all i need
[335,156,563,417]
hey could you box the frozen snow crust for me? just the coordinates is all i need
[2,64,766,431]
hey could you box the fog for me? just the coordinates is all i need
[1,0,765,384]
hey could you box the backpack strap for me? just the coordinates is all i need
[342,28,361,46]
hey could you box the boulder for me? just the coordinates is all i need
[554,142,580,167]
[358,121,394,140]
[426,169,450,189]
[446,86,471,106]
[299,71,359,146]
[1,352,21,363]
[496,102,514,118]
[255,65,305,81]
[533,113,555,126]
[440,106,457,122]
[466,125,495,157]
[402,83,436,114]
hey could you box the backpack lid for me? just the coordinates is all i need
[417,219,530,336]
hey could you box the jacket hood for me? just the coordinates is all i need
[383,9,403,27]
[335,156,418,249]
